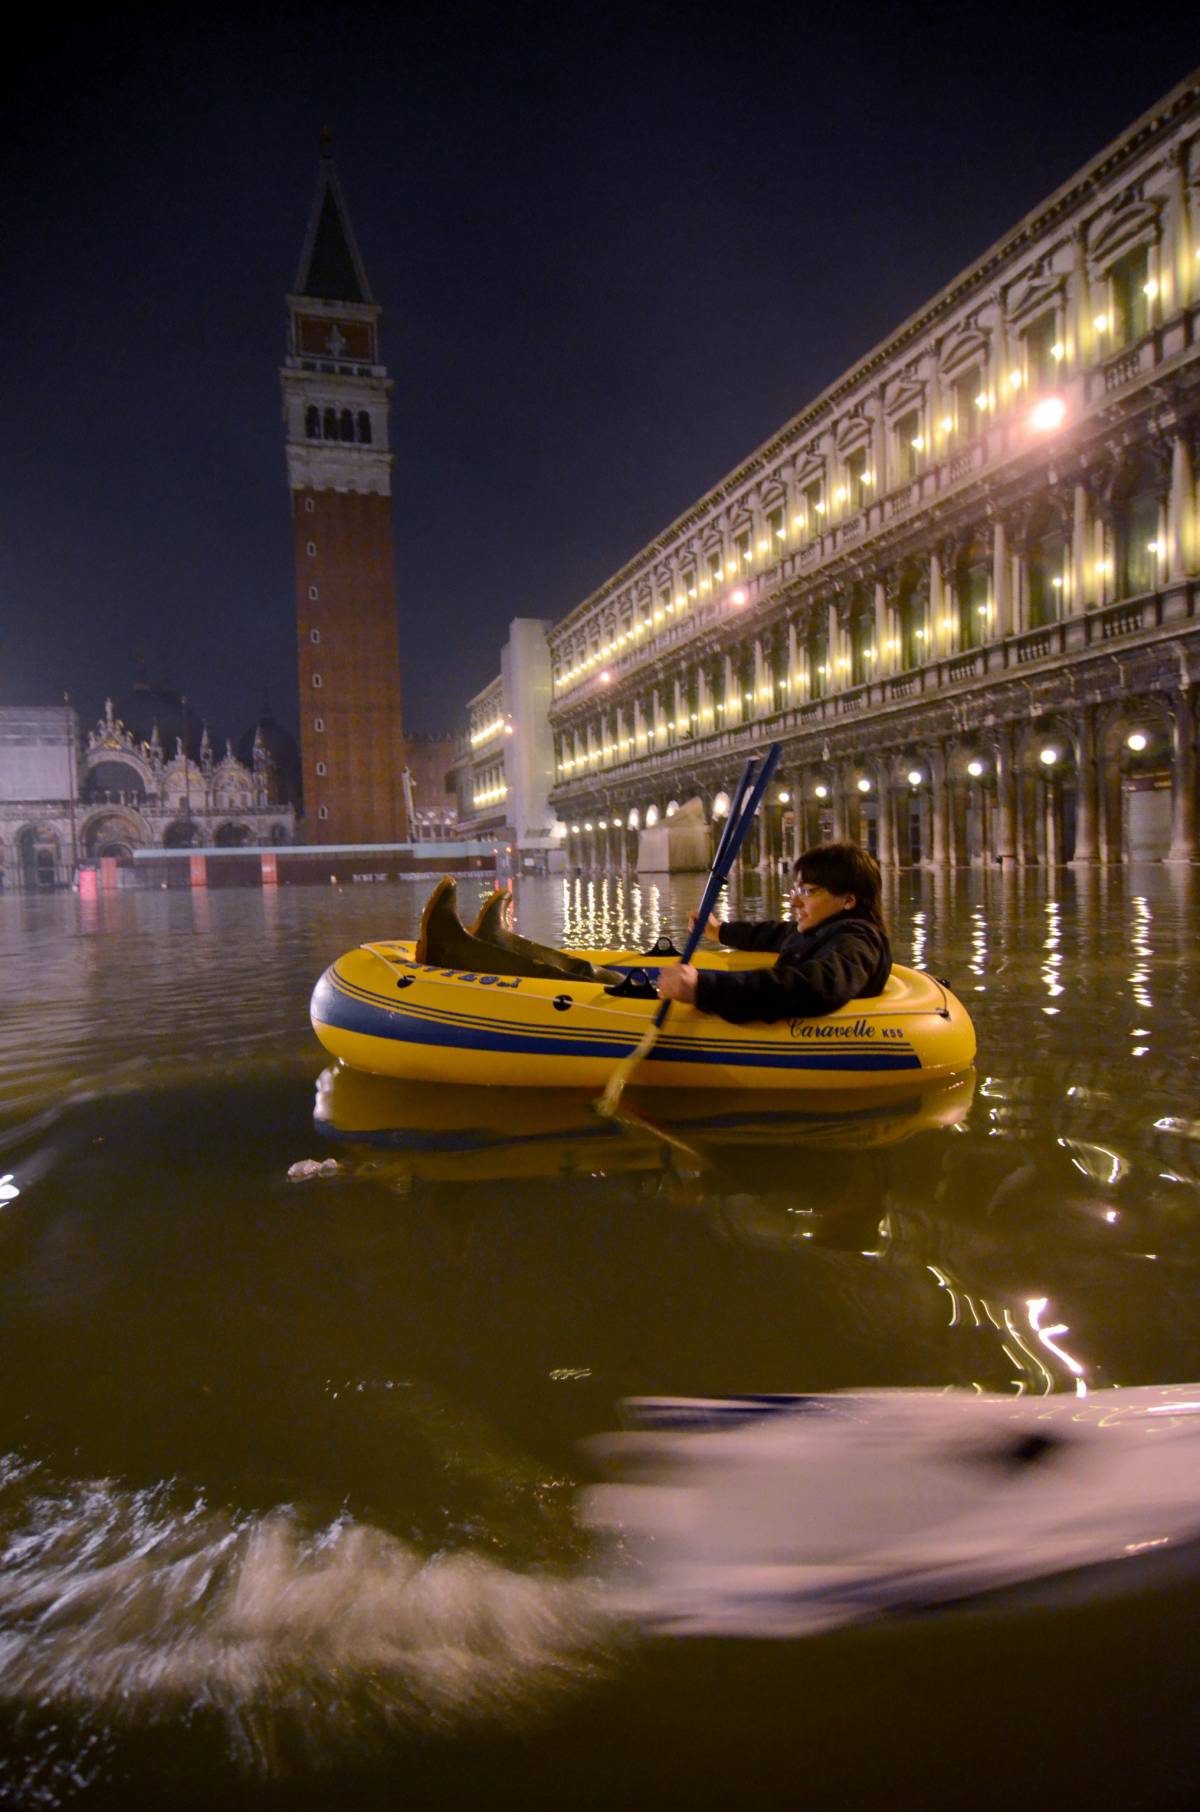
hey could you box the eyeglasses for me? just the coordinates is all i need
[790,883,827,899]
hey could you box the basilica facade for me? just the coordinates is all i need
[0,699,295,890]
[547,73,1200,871]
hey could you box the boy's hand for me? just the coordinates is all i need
[657,963,698,1005]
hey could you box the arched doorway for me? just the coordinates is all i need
[16,825,61,890]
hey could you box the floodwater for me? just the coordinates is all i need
[1,867,1199,1810]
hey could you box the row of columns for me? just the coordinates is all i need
[564,689,1199,870]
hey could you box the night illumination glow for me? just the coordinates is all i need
[1030,396,1066,431]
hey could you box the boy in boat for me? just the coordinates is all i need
[656,842,891,1025]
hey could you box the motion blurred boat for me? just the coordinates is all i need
[310,941,976,1090]
[582,1385,1200,1635]
[312,1063,975,1184]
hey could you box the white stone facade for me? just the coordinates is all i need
[459,619,566,870]
[547,73,1200,870]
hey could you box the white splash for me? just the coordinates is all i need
[0,1458,615,1769]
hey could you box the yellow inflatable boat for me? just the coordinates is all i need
[310,941,976,1090]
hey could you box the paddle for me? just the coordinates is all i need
[596,742,782,1118]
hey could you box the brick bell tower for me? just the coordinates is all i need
[282,133,408,844]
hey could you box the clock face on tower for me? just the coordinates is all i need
[295,314,374,363]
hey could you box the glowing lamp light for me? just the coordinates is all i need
[1126,732,1148,752]
[1093,313,1109,333]
[1143,278,1159,299]
[731,588,747,605]
[857,777,871,794]
[835,486,847,503]
[907,769,924,787]
[814,501,827,515]
[911,434,925,450]
[583,822,593,832]
[1008,371,1023,390]
[974,392,989,410]
[1030,396,1066,432]
[571,823,581,833]
[1147,540,1164,557]
[1051,341,1065,360]
[778,790,790,804]
[939,415,954,433]
[814,783,829,800]
[967,759,984,778]
[1040,747,1059,766]
[598,820,608,830]
[598,669,611,684]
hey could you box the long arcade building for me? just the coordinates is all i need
[548,72,1200,870]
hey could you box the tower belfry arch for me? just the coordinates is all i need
[281,133,409,843]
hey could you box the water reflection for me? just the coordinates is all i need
[1,869,1200,1798]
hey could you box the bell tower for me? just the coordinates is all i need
[282,133,408,844]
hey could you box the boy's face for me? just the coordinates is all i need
[790,876,855,931]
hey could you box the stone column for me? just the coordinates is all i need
[994,728,1016,868]
[1168,688,1198,863]
[826,602,840,687]
[787,620,799,698]
[876,773,895,869]
[1168,433,1194,583]
[873,580,888,675]
[929,745,949,867]
[1073,482,1093,612]
[754,639,768,717]
[723,654,737,726]
[1071,708,1100,863]
[1100,753,1124,864]
[1018,769,1039,866]
[929,551,946,658]
[832,766,849,842]
[957,771,971,862]
[1073,225,1092,368]
[992,520,1011,639]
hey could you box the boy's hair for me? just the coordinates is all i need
[794,842,886,930]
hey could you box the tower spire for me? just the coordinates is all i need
[294,132,373,305]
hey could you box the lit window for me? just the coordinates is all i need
[844,447,869,511]
[308,587,318,601]
[310,628,320,644]
[312,673,322,688]
[893,409,922,483]
[1108,244,1151,347]
[316,761,327,776]
[314,717,325,732]
[1022,311,1059,391]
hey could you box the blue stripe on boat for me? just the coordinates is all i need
[311,971,923,1072]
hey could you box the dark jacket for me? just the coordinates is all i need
[692,909,892,1026]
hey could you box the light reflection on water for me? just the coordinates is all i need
[1,868,1199,1805]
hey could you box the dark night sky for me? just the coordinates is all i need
[4,5,1193,744]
